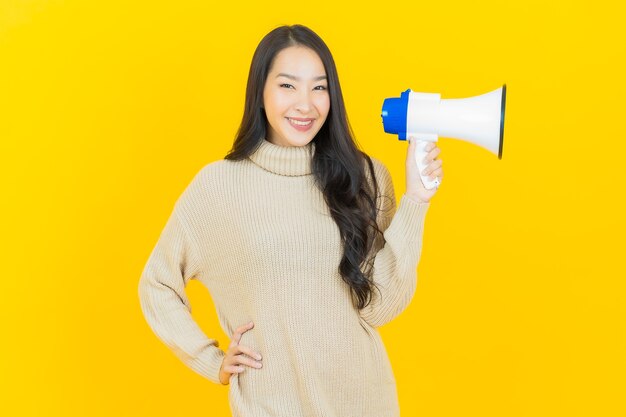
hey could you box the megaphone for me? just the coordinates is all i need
[381,84,507,190]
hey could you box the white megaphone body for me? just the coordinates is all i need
[381,84,507,190]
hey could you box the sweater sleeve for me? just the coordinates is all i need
[138,202,225,384]
[358,159,430,328]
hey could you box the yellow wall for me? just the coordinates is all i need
[1,1,624,416]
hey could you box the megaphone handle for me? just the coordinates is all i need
[411,137,440,190]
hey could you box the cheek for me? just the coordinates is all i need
[265,90,291,114]
[315,95,331,117]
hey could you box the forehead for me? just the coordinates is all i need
[269,46,326,76]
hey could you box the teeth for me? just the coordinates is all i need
[288,118,312,126]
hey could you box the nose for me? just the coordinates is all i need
[294,90,313,114]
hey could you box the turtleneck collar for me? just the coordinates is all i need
[248,138,316,177]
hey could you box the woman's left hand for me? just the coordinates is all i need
[405,139,443,203]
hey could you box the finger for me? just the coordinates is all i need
[225,362,246,373]
[236,344,263,361]
[427,141,439,153]
[232,321,254,344]
[429,167,443,180]
[422,159,442,176]
[234,321,254,334]
[424,147,440,163]
[408,137,416,154]
[232,351,263,369]
[427,160,442,173]
[407,139,417,165]
[226,344,261,364]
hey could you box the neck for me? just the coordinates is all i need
[248,138,315,177]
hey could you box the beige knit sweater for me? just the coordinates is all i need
[138,138,430,417]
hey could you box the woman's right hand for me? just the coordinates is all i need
[219,321,263,385]
[405,138,443,203]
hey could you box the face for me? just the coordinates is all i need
[263,46,330,147]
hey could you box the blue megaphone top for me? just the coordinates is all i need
[381,89,411,141]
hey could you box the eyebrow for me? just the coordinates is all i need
[275,73,327,82]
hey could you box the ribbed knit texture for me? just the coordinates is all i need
[138,137,430,417]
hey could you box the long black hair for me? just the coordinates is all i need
[224,24,386,311]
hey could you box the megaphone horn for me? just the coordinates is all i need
[381,84,507,190]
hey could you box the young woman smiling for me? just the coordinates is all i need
[139,24,443,417]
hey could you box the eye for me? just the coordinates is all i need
[314,85,327,91]
[280,83,294,89]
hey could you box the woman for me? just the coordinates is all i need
[139,24,443,417]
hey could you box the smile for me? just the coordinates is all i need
[286,117,315,132]
[287,118,313,126]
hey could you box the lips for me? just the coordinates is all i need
[286,117,314,131]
